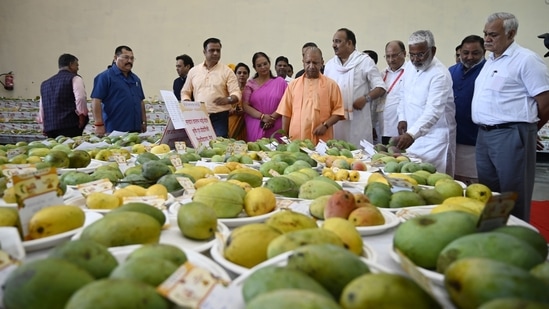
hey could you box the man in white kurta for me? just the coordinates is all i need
[379,40,407,144]
[324,28,386,146]
[396,30,456,176]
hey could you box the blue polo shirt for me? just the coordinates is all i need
[449,59,486,145]
[91,65,145,133]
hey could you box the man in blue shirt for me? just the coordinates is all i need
[91,45,146,135]
[449,35,486,184]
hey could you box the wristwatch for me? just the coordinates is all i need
[322,121,329,129]
[364,94,372,103]
[227,96,233,103]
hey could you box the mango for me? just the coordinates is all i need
[286,244,370,299]
[110,202,166,226]
[348,204,385,226]
[68,149,92,168]
[86,191,121,210]
[445,258,549,309]
[465,183,492,203]
[298,180,340,200]
[265,209,318,233]
[282,171,310,187]
[418,188,445,205]
[264,176,299,198]
[80,212,161,247]
[48,239,118,279]
[227,170,263,188]
[244,187,277,216]
[324,189,357,219]
[389,190,425,208]
[322,217,363,255]
[60,170,94,186]
[141,160,171,182]
[259,160,289,177]
[435,180,464,199]
[192,181,244,218]
[340,273,441,309]
[242,266,333,303]
[437,232,545,273]
[308,195,331,219]
[531,262,549,286]
[224,223,281,268]
[128,243,187,266]
[492,225,548,259]
[246,289,341,309]
[267,228,344,259]
[364,182,392,208]
[65,278,170,309]
[3,258,95,309]
[393,211,478,270]
[28,205,85,240]
[177,201,217,240]
[110,256,178,287]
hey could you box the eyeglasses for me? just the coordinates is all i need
[118,55,135,61]
[409,49,431,59]
[384,52,404,60]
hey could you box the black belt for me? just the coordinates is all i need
[478,122,523,131]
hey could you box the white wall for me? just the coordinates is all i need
[0,0,548,99]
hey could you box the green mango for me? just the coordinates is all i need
[242,266,333,303]
[479,298,549,309]
[437,232,545,273]
[286,244,370,299]
[341,273,441,309]
[141,160,171,182]
[246,289,341,309]
[3,258,95,309]
[192,181,244,218]
[48,239,118,279]
[110,257,178,287]
[264,176,299,198]
[128,243,187,266]
[298,179,340,200]
[393,211,478,270]
[445,258,549,309]
[65,278,170,309]
[491,225,548,259]
[80,212,161,247]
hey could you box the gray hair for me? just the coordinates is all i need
[408,30,435,48]
[486,12,519,35]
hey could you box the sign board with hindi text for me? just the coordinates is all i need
[160,90,216,148]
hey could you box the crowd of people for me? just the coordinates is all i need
[38,11,549,222]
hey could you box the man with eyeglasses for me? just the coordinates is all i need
[449,35,486,185]
[181,38,241,138]
[396,30,456,176]
[324,28,386,146]
[472,12,549,221]
[91,45,147,136]
[378,41,407,144]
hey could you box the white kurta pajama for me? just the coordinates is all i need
[379,63,407,138]
[398,58,456,176]
[324,50,386,146]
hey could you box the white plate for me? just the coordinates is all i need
[389,248,444,286]
[210,239,378,277]
[285,199,399,236]
[72,216,229,253]
[169,198,282,228]
[57,159,106,174]
[354,209,401,236]
[65,193,175,214]
[22,211,103,252]
[63,186,82,201]
[108,244,231,282]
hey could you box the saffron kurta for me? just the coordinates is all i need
[276,74,345,145]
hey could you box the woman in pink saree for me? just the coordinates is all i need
[243,52,288,142]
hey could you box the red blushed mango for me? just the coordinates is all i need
[324,190,357,219]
